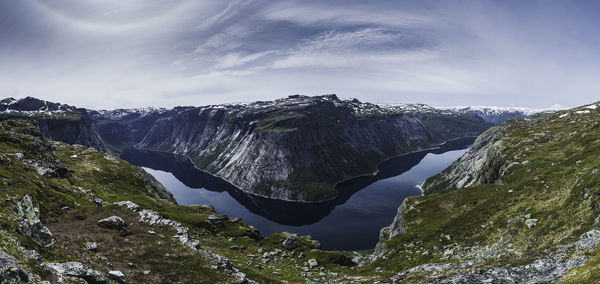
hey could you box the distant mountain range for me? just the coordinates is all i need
[0,95,539,202]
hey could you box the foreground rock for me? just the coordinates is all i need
[0,250,30,283]
[16,195,54,248]
[46,262,108,284]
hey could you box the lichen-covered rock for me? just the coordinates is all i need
[97,216,126,230]
[46,262,108,284]
[0,250,30,283]
[16,195,54,248]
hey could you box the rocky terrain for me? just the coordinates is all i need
[2,100,600,282]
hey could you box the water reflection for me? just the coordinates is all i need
[121,137,474,250]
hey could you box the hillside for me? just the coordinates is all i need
[374,102,600,282]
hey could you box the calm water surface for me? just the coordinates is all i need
[122,137,473,250]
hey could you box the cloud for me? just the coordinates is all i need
[1,0,600,109]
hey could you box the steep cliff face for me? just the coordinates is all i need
[0,97,106,151]
[135,95,491,201]
[89,107,192,155]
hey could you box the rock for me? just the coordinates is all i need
[97,216,126,230]
[108,270,126,283]
[143,270,150,275]
[47,262,108,284]
[16,195,54,248]
[525,218,538,228]
[312,240,321,249]
[375,267,383,272]
[507,217,524,228]
[92,197,104,207]
[0,250,30,283]
[308,259,318,269]
[282,233,299,250]
[120,227,132,237]
[207,214,226,226]
[85,242,97,251]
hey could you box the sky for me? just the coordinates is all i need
[1,0,600,109]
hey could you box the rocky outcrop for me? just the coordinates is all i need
[46,262,108,284]
[374,201,407,255]
[97,216,126,230]
[0,97,106,151]
[427,229,600,283]
[16,195,54,248]
[421,125,507,194]
[0,250,30,283]
[115,201,247,283]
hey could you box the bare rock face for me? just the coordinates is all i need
[131,95,491,201]
[16,195,54,248]
[421,125,508,194]
[375,202,407,255]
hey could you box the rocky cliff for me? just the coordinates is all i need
[0,97,106,151]
[132,95,491,201]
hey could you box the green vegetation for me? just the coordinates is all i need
[376,103,600,282]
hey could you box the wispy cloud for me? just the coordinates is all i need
[1,0,600,109]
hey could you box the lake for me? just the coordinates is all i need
[121,137,474,251]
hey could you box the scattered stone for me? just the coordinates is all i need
[120,227,132,237]
[507,217,524,228]
[143,270,151,275]
[61,206,70,211]
[308,259,318,269]
[375,267,383,272]
[148,230,156,235]
[282,232,299,250]
[97,216,126,230]
[93,197,105,207]
[108,270,126,283]
[525,218,539,228]
[85,242,97,251]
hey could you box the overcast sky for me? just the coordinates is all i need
[1,0,599,109]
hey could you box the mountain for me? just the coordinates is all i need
[1,95,533,202]
[374,102,600,282]
[0,97,106,151]
[438,105,537,124]
[119,95,492,202]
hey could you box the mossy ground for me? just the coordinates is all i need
[0,119,377,283]
[377,103,600,282]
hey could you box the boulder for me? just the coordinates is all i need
[282,233,299,250]
[97,216,126,230]
[47,262,108,284]
[108,271,126,283]
[0,250,30,283]
[85,242,97,251]
[308,259,318,269]
[120,227,132,237]
[16,195,54,248]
